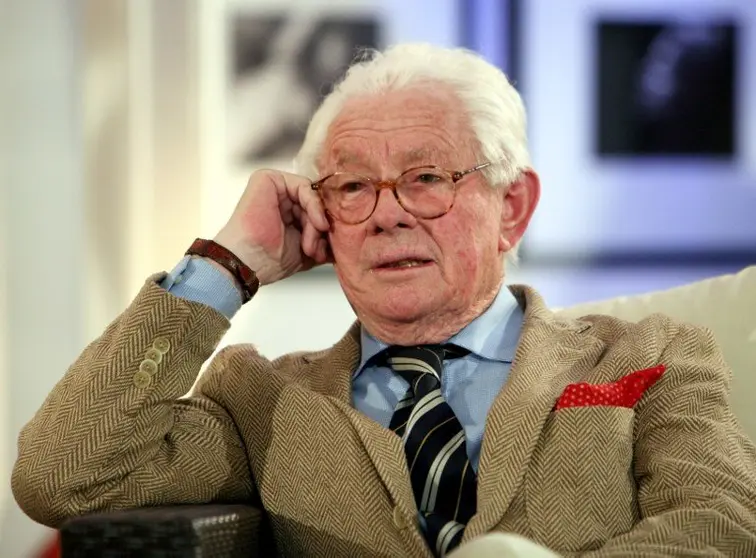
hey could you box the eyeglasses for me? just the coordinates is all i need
[311,162,492,224]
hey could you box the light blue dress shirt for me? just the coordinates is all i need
[161,257,525,473]
[353,285,523,471]
[161,256,244,319]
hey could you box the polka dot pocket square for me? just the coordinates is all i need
[554,365,666,411]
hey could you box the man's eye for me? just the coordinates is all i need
[340,182,367,193]
[416,173,442,183]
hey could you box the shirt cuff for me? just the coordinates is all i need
[160,256,243,319]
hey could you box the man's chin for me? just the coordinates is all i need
[370,295,438,324]
[341,276,443,324]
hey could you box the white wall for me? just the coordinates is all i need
[0,0,204,555]
[1,1,87,556]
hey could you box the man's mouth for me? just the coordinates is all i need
[378,259,432,269]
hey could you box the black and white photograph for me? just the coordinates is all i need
[595,19,737,157]
[227,12,380,165]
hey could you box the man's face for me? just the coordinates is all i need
[320,86,534,344]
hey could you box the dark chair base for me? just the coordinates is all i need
[60,504,274,557]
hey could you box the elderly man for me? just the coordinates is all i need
[12,44,756,557]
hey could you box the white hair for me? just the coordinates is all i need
[294,43,531,263]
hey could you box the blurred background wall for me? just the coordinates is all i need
[2,0,755,555]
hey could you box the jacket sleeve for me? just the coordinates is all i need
[11,275,257,528]
[583,321,756,557]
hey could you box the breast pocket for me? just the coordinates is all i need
[524,406,638,552]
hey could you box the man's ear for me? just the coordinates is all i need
[498,169,541,253]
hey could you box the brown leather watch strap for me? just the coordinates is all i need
[185,238,260,303]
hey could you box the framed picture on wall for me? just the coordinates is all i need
[517,0,756,267]
[227,11,380,168]
[595,19,737,158]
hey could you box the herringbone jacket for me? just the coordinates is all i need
[12,276,756,556]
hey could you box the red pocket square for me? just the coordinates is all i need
[554,365,666,410]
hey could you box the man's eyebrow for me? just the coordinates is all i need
[333,152,362,167]
[401,148,444,166]
[328,148,446,170]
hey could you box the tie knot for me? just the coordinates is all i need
[384,344,469,390]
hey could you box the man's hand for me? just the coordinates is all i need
[213,169,332,286]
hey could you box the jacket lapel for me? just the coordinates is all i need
[464,285,606,541]
[302,323,419,529]
[302,321,360,405]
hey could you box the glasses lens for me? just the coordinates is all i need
[396,167,455,218]
[320,173,375,224]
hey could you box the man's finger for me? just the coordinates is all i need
[265,170,329,232]
[301,214,321,258]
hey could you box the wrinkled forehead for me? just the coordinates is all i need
[331,147,450,169]
[318,86,477,174]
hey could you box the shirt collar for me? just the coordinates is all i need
[355,284,522,378]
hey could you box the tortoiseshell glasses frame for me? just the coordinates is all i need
[310,162,492,224]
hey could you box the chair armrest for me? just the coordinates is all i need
[60,504,274,557]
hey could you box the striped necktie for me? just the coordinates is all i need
[385,345,476,557]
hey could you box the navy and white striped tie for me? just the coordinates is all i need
[385,345,476,557]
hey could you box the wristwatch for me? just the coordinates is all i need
[185,238,260,303]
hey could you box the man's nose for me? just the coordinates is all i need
[368,187,415,231]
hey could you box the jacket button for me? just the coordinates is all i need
[144,347,163,364]
[139,359,158,375]
[133,370,152,388]
[153,337,171,353]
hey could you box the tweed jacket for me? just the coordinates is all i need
[12,275,756,557]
